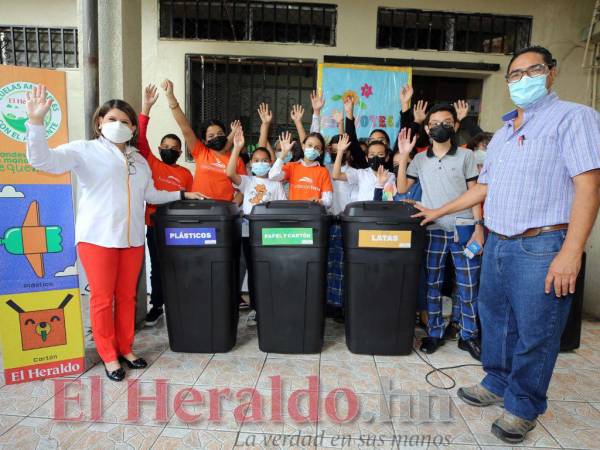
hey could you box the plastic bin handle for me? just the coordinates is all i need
[277,219,308,224]
[175,219,202,224]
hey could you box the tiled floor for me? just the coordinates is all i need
[0,301,599,450]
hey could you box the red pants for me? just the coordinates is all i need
[77,243,144,363]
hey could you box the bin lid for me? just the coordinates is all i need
[341,201,422,222]
[154,200,239,217]
[248,200,327,218]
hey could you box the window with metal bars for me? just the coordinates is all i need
[160,1,336,46]
[186,55,316,160]
[377,8,532,54]
[0,26,78,68]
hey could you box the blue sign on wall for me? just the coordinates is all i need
[165,228,217,246]
[317,63,412,140]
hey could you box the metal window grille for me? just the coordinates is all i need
[186,55,317,160]
[160,1,337,46]
[377,8,532,54]
[0,26,78,68]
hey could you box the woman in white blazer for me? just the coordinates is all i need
[26,85,202,381]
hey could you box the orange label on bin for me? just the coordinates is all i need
[358,230,412,249]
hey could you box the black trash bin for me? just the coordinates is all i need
[153,200,241,353]
[248,201,330,353]
[560,252,586,352]
[341,201,426,355]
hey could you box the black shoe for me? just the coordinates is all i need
[458,338,481,361]
[118,356,148,369]
[145,307,163,327]
[420,337,445,354]
[104,364,125,381]
[443,321,461,340]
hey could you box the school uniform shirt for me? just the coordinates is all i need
[345,166,397,202]
[191,140,247,201]
[326,164,355,215]
[406,145,478,232]
[138,114,193,226]
[235,175,287,216]
[26,123,180,248]
[269,159,333,207]
[235,174,287,237]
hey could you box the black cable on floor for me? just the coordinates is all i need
[412,345,483,390]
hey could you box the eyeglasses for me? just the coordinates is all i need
[126,152,136,176]
[505,63,552,83]
[428,121,454,128]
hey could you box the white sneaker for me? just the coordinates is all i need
[246,310,257,327]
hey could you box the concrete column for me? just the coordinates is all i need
[97,0,142,111]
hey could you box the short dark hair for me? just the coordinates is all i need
[424,103,458,126]
[369,128,390,144]
[467,132,494,150]
[160,133,182,148]
[366,140,389,156]
[251,146,272,161]
[198,119,226,141]
[329,134,341,145]
[508,46,556,73]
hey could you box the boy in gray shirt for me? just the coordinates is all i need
[396,103,484,358]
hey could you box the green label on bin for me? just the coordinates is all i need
[261,228,314,246]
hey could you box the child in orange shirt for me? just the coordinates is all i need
[137,84,194,326]
[268,131,333,207]
[161,79,246,201]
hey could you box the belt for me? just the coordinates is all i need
[495,224,568,240]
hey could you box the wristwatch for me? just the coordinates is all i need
[474,219,484,226]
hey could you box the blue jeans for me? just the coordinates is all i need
[480,230,572,421]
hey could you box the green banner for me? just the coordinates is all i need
[261,228,314,246]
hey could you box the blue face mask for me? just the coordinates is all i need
[251,161,271,177]
[304,147,320,161]
[323,152,333,165]
[276,151,293,163]
[508,74,548,109]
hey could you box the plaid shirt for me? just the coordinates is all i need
[479,92,600,236]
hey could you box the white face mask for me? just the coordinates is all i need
[101,121,133,144]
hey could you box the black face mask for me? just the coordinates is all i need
[368,156,385,171]
[428,124,455,143]
[206,135,227,150]
[159,148,181,165]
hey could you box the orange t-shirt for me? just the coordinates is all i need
[191,141,247,201]
[145,152,193,225]
[282,162,333,201]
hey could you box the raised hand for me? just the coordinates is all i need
[290,104,305,122]
[257,103,273,124]
[343,97,354,118]
[232,128,245,151]
[453,100,469,121]
[160,79,174,98]
[142,84,159,115]
[278,131,293,158]
[331,109,344,125]
[413,100,428,124]
[400,84,414,107]
[310,90,325,114]
[336,133,351,153]
[230,119,242,133]
[397,128,417,157]
[376,165,392,186]
[26,85,53,125]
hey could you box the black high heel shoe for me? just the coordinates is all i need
[118,356,148,369]
[104,364,125,382]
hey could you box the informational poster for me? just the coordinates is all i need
[317,63,412,140]
[0,65,84,384]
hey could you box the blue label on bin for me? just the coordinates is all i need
[165,228,217,246]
